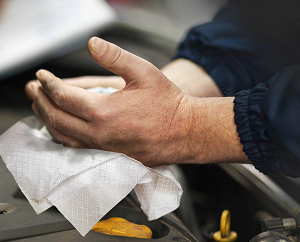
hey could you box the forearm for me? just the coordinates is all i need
[179,96,249,165]
[161,59,222,97]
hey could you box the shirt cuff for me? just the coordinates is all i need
[233,84,275,175]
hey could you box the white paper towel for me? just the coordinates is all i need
[0,116,182,236]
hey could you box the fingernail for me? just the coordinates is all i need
[27,82,35,92]
[36,70,41,78]
[90,37,103,55]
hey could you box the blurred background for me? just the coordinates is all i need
[0,0,226,134]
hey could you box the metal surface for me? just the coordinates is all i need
[220,164,300,218]
[283,218,297,231]
[249,231,292,242]
[169,165,201,239]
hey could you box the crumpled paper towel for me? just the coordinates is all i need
[0,116,182,236]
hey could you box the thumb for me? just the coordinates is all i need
[88,37,160,86]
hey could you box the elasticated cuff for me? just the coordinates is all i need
[233,85,274,175]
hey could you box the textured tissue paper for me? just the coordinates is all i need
[0,116,182,236]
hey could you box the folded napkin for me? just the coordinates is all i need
[0,116,182,236]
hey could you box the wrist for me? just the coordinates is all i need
[180,96,249,165]
[166,95,199,164]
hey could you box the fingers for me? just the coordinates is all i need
[25,80,42,100]
[36,70,99,120]
[34,88,90,143]
[26,76,125,101]
[28,72,93,147]
[32,102,86,148]
[62,76,125,90]
[88,37,160,85]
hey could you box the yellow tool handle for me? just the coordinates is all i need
[213,210,238,242]
[220,210,230,237]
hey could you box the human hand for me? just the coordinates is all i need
[26,37,194,167]
[26,75,125,100]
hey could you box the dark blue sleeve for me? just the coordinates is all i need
[234,66,300,177]
[174,0,300,96]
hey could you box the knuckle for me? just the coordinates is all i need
[46,111,58,128]
[89,109,100,121]
[89,107,107,122]
[94,41,123,68]
[52,90,65,108]
[108,46,122,67]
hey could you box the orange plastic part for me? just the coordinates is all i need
[92,217,153,239]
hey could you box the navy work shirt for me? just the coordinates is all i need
[174,0,300,177]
